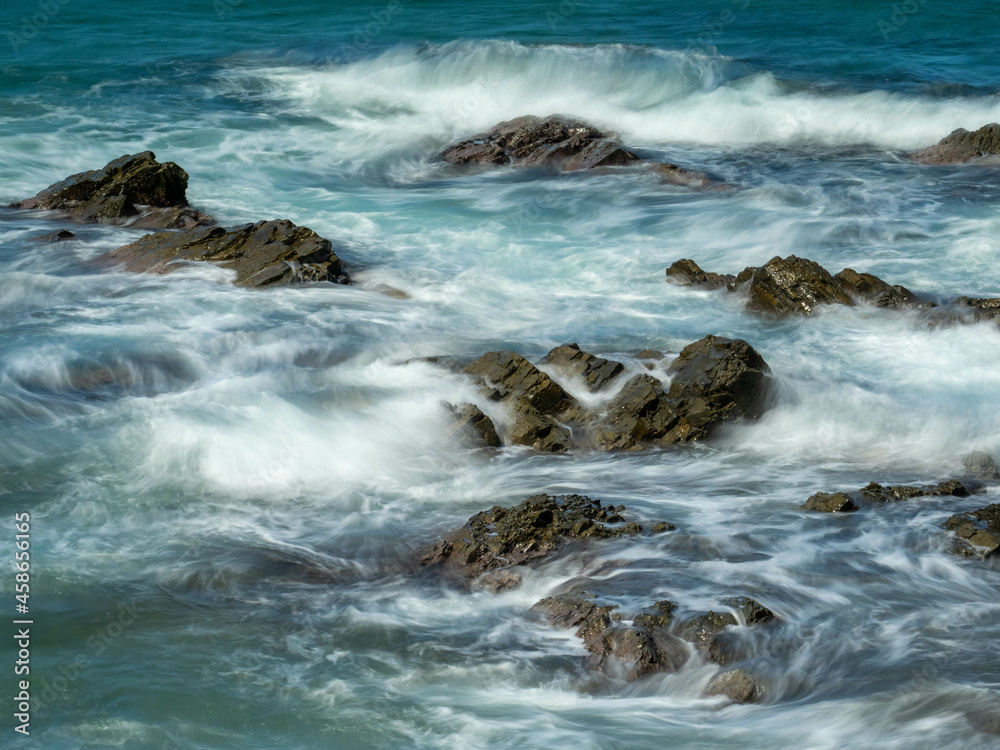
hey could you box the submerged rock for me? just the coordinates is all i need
[440,114,717,187]
[944,504,1000,557]
[533,587,775,682]
[706,668,765,704]
[963,451,1000,479]
[104,220,351,288]
[33,229,76,242]
[803,491,859,513]
[420,494,645,580]
[911,123,1000,165]
[446,403,500,449]
[14,151,214,229]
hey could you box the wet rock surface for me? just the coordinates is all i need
[944,504,1000,557]
[440,114,717,187]
[446,403,500,448]
[532,587,775,682]
[667,256,930,315]
[420,494,646,580]
[804,480,973,512]
[706,668,765,704]
[542,343,625,393]
[457,337,771,453]
[911,123,1000,165]
[14,151,214,229]
[104,220,351,288]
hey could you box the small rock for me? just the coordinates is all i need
[803,492,858,513]
[595,373,679,450]
[32,229,76,242]
[733,255,854,315]
[446,403,500,448]
[724,597,777,625]
[665,259,733,290]
[706,668,765,704]
[636,350,664,360]
[651,521,675,533]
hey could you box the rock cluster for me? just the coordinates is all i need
[14,151,214,229]
[449,336,771,453]
[667,255,924,315]
[440,115,718,188]
[803,479,972,513]
[104,220,351,288]
[944,504,1000,558]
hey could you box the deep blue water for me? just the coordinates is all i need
[2,2,1000,748]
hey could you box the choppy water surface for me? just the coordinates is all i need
[2,2,1000,748]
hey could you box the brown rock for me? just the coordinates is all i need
[665,259,734,290]
[446,403,500,448]
[594,373,679,451]
[733,255,854,315]
[912,123,1000,165]
[943,504,1000,557]
[105,220,350,288]
[803,492,858,513]
[707,668,765,704]
[542,343,625,392]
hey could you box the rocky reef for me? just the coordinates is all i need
[13,151,214,229]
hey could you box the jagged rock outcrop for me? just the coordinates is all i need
[104,220,350,288]
[944,504,1000,557]
[666,256,932,316]
[14,151,214,229]
[440,115,717,188]
[911,123,1000,165]
[459,338,771,453]
[420,494,647,581]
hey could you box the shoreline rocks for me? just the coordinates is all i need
[802,479,973,513]
[911,123,1000,165]
[13,151,214,229]
[440,115,719,188]
[103,220,351,288]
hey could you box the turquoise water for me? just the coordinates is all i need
[2,2,1000,748]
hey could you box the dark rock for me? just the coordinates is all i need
[706,668,765,704]
[912,123,1000,165]
[636,350,664,360]
[963,451,1000,479]
[440,115,716,188]
[464,350,581,452]
[130,206,216,230]
[803,491,858,513]
[594,374,679,450]
[733,255,854,315]
[446,403,500,448]
[32,230,76,242]
[542,343,625,392]
[943,504,1000,557]
[104,220,350,288]
[862,480,970,503]
[420,494,643,579]
[14,151,214,229]
[665,259,734,290]
[651,521,675,533]
[532,593,685,680]
[724,597,777,625]
[664,335,772,442]
[441,115,640,171]
[679,611,739,664]
[835,268,918,309]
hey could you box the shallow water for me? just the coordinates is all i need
[2,2,1000,748]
